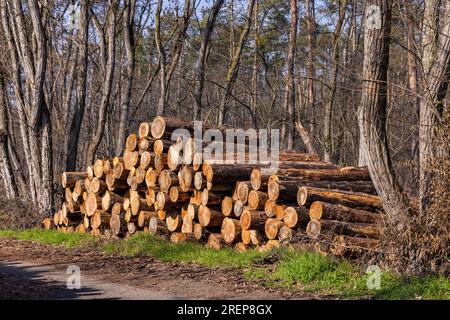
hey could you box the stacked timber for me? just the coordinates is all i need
[45,116,384,258]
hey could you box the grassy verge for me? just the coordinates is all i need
[1,228,449,299]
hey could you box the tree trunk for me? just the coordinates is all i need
[218,0,255,125]
[357,0,411,221]
[193,0,225,120]
[281,0,298,150]
[323,0,349,162]
[67,0,89,171]
[116,0,136,156]
[0,74,18,198]
[86,1,118,165]
[305,0,316,135]
[419,0,450,213]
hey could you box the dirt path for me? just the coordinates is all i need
[0,238,320,300]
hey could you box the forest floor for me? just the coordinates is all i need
[0,229,449,300]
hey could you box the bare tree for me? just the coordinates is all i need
[419,0,450,213]
[218,0,256,125]
[357,0,411,220]
[86,1,119,165]
[1,0,53,212]
[116,0,136,155]
[281,0,298,150]
[192,0,225,120]
[67,0,90,171]
[323,0,349,162]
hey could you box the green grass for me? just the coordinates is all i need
[1,228,449,299]
[104,232,270,267]
[0,228,97,248]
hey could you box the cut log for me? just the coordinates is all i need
[221,218,242,244]
[42,218,54,230]
[131,195,153,215]
[85,193,101,217]
[233,200,245,217]
[278,226,294,242]
[247,190,269,210]
[181,215,193,233]
[145,168,157,187]
[92,210,111,229]
[331,235,379,257]
[284,206,309,228]
[166,212,182,232]
[309,201,384,224]
[158,169,178,193]
[113,162,129,180]
[148,216,169,235]
[61,172,87,188]
[202,162,254,184]
[206,233,226,250]
[221,196,234,216]
[101,191,124,211]
[264,218,284,240]
[235,242,247,252]
[250,230,265,245]
[240,209,266,230]
[138,210,158,228]
[169,186,192,203]
[93,159,106,178]
[236,181,251,203]
[198,205,223,227]
[306,219,381,239]
[178,166,193,192]
[193,223,210,241]
[297,187,382,211]
[90,177,107,194]
[125,133,138,151]
[264,199,277,217]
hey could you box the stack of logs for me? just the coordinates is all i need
[43,116,384,257]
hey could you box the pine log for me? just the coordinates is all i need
[145,168,157,187]
[61,172,87,188]
[178,165,193,192]
[306,219,381,239]
[198,205,223,227]
[309,201,384,224]
[247,190,269,210]
[284,206,309,228]
[138,210,158,227]
[221,218,242,244]
[264,218,284,240]
[240,209,266,230]
[126,133,138,151]
[92,210,111,229]
[202,162,254,184]
[206,233,226,250]
[90,177,107,194]
[297,187,382,211]
[148,216,169,235]
[331,235,379,257]
[86,192,102,217]
[166,212,182,232]
[233,200,245,217]
[101,191,124,211]
[221,196,234,216]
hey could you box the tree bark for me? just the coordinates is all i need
[323,0,349,162]
[281,0,298,150]
[419,0,450,213]
[86,1,118,165]
[192,0,225,120]
[67,0,89,171]
[116,0,136,156]
[357,0,411,221]
[218,0,256,125]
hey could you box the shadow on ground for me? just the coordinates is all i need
[0,261,119,300]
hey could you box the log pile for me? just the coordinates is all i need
[45,116,385,257]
